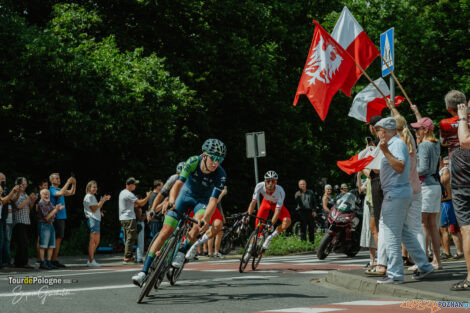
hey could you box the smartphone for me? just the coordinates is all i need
[15,177,23,186]
[366,137,374,146]
[70,172,75,178]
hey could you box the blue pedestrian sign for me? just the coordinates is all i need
[380,28,394,77]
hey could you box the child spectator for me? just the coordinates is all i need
[37,189,64,270]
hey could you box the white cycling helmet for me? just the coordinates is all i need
[264,170,278,180]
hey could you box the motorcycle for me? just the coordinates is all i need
[219,213,251,255]
[316,191,362,260]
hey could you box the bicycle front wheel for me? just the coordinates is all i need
[252,236,265,270]
[137,236,177,303]
[239,230,257,273]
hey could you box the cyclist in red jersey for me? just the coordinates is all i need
[247,171,291,252]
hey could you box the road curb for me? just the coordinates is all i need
[325,270,469,302]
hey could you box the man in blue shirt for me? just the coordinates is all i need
[49,173,76,268]
[375,118,433,284]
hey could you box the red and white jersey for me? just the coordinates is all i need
[252,182,285,210]
[440,116,470,155]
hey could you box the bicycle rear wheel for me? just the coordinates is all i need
[239,230,257,273]
[137,236,177,304]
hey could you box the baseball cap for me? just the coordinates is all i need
[340,183,348,190]
[411,117,434,131]
[126,177,140,185]
[368,115,383,126]
[375,117,397,130]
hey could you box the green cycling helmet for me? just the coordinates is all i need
[202,138,227,158]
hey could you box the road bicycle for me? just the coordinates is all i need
[239,215,271,273]
[137,208,200,303]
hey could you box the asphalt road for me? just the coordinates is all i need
[5,252,464,313]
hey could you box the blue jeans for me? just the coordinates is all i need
[381,195,433,280]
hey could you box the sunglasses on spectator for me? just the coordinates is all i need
[206,153,224,163]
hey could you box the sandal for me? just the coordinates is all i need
[365,267,386,276]
[450,279,470,291]
[440,253,453,260]
[450,253,464,260]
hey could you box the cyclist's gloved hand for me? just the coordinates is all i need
[162,202,173,215]
[199,219,209,233]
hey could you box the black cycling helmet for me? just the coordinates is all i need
[176,162,185,173]
[264,170,278,180]
[202,138,227,158]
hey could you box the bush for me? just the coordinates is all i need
[265,231,322,256]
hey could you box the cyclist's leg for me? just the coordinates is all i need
[263,206,291,250]
[139,191,195,274]
[185,203,214,258]
[275,205,291,234]
[256,199,271,236]
[185,205,225,259]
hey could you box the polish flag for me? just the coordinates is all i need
[293,21,356,121]
[337,146,384,175]
[331,6,380,97]
[348,78,404,123]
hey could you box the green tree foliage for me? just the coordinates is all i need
[1,1,468,248]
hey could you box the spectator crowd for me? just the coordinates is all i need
[354,90,470,290]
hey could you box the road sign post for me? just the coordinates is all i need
[246,132,266,209]
[381,28,395,107]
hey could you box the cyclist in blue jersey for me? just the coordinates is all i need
[132,139,227,286]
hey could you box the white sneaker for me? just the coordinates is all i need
[262,236,273,250]
[87,259,101,267]
[172,252,186,268]
[132,271,147,287]
[243,245,253,262]
[185,245,198,261]
[407,264,418,273]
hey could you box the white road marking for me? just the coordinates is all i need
[0,268,139,280]
[334,300,403,306]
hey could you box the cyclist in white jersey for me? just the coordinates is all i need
[247,171,291,252]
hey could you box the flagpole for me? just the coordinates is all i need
[344,51,388,99]
[379,54,414,107]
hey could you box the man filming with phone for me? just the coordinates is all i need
[49,173,76,268]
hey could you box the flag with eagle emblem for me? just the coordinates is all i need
[293,21,355,121]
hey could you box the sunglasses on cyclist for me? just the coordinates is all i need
[265,179,276,184]
[206,153,224,163]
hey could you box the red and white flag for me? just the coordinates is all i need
[337,146,384,175]
[331,6,380,96]
[348,78,405,123]
[293,21,355,121]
